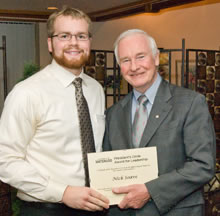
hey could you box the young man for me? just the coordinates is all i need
[103,29,216,216]
[0,7,109,216]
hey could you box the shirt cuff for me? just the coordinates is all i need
[44,179,67,203]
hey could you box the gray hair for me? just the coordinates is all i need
[114,29,159,64]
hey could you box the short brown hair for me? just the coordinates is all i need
[47,6,91,37]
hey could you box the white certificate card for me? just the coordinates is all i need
[88,147,158,205]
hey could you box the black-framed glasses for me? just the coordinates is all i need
[51,33,91,41]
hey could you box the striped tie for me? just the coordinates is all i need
[132,95,148,147]
[73,77,95,187]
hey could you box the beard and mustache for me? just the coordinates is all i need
[51,45,89,70]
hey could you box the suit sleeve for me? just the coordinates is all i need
[145,93,216,214]
[103,108,113,151]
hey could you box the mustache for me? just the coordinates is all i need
[64,45,82,51]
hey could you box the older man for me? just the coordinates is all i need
[103,29,216,216]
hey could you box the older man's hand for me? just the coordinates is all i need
[112,184,151,209]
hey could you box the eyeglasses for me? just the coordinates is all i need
[51,33,91,41]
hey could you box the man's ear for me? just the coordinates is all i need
[47,37,52,53]
[155,50,160,66]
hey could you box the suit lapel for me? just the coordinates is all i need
[119,92,133,149]
[139,80,172,147]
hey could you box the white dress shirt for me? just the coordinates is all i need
[0,60,105,203]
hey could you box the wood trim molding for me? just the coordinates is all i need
[88,0,153,21]
[0,10,50,22]
[88,0,204,21]
[0,0,204,22]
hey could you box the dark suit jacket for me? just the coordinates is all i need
[103,79,216,216]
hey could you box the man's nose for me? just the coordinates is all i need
[69,35,78,44]
[131,60,139,71]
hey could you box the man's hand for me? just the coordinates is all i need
[62,186,109,211]
[112,184,150,209]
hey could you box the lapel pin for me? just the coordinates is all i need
[155,115,159,118]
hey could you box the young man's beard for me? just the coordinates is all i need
[52,48,89,70]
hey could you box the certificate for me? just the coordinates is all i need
[88,147,158,205]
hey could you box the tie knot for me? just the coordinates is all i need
[73,77,82,88]
[138,95,147,105]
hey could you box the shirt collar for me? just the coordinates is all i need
[50,59,87,88]
[133,73,162,105]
